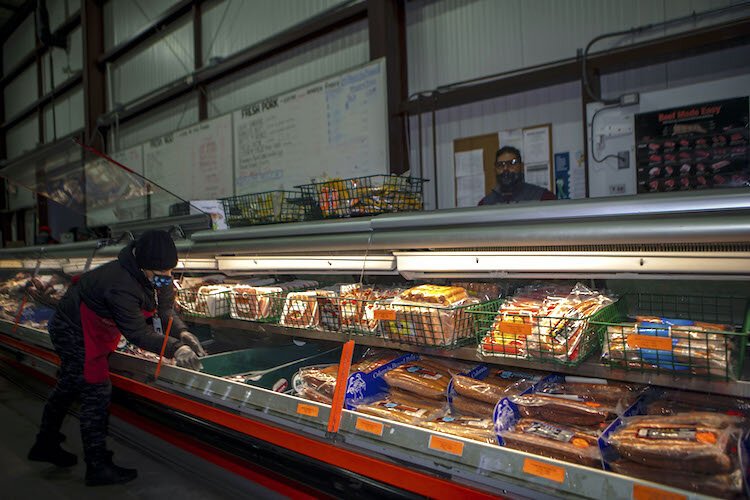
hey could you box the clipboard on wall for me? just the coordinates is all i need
[453,133,499,207]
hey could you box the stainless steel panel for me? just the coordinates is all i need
[191,218,373,242]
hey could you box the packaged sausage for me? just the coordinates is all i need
[608,412,743,474]
[533,379,643,412]
[451,394,496,418]
[418,416,497,445]
[452,370,540,405]
[500,418,603,468]
[281,290,336,328]
[382,360,453,400]
[230,286,283,320]
[609,459,745,498]
[509,393,615,427]
[646,389,750,420]
[356,391,446,425]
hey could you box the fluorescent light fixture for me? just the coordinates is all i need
[394,251,750,276]
[175,258,218,271]
[0,259,24,269]
[217,255,396,273]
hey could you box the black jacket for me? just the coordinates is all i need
[479,182,556,205]
[52,242,187,358]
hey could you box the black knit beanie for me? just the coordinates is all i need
[135,230,178,270]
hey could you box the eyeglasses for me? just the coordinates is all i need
[495,158,522,170]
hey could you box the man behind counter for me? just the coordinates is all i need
[479,146,555,205]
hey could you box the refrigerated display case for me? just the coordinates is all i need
[1,188,749,499]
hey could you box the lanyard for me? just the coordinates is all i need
[152,289,163,335]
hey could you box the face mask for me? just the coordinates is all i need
[497,170,523,191]
[151,274,173,288]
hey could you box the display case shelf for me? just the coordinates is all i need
[186,316,750,398]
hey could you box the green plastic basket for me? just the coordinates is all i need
[468,298,617,367]
[595,294,750,380]
[229,289,285,324]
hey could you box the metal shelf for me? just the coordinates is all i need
[187,316,750,398]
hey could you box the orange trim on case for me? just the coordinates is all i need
[327,340,354,433]
[155,316,174,379]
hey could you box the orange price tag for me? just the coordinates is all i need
[428,435,464,457]
[374,309,397,321]
[627,334,673,351]
[296,403,319,418]
[633,484,686,500]
[522,458,565,483]
[498,321,532,337]
[355,417,384,436]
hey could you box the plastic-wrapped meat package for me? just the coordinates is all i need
[383,357,473,400]
[281,290,336,328]
[645,389,750,421]
[511,378,643,429]
[451,394,496,418]
[295,351,401,404]
[525,284,614,362]
[356,389,446,424]
[418,416,497,444]
[500,418,603,468]
[381,285,478,346]
[452,370,542,405]
[602,316,737,376]
[607,412,744,497]
[230,286,283,320]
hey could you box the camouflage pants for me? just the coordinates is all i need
[39,313,112,461]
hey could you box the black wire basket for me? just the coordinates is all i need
[297,175,426,219]
[220,190,312,227]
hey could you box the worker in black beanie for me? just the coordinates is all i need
[28,230,205,486]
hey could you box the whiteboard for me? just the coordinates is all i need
[233,59,389,193]
[144,115,234,217]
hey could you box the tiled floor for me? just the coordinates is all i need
[0,373,283,499]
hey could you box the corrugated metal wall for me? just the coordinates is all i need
[115,95,199,150]
[207,19,370,117]
[43,87,85,142]
[103,0,181,49]
[6,116,39,160]
[3,65,38,120]
[2,14,35,74]
[42,26,83,93]
[109,19,194,107]
[201,0,347,63]
[406,0,747,94]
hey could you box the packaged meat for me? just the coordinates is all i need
[418,416,497,445]
[679,177,691,190]
[678,138,690,149]
[398,285,469,307]
[608,412,742,473]
[229,286,283,321]
[452,370,541,405]
[695,138,708,148]
[451,394,496,418]
[663,178,676,191]
[712,159,731,172]
[609,460,744,499]
[509,393,615,426]
[646,389,750,420]
[176,285,232,317]
[451,282,504,301]
[501,418,602,468]
[356,392,446,424]
[380,295,479,347]
[713,135,728,145]
[730,132,746,144]
[280,290,336,328]
[648,166,661,178]
[296,351,401,403]
[602,316,738,377]
[647,142,661,151]
[664,153,677,164]
[662,140,676,150]
[648,179,660,192]
[383,359,454,399]
[534,379,642,409]
[479,283,613,363]
[648,154,662,164]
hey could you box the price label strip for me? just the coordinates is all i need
[522,458,565,484]
[428,435,464,457]
[296,403,320,418]
[355,417,384,436]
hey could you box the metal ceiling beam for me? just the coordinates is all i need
[0,73,82,130]
[97,1,368,128]
[96,0,195,66]
[401,16,750,114]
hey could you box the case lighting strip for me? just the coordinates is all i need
[216,255,396,272]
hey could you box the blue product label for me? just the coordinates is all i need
[493,397,519,445]
[344,352,419,410]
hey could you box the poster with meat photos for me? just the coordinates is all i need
[635,96,749,194]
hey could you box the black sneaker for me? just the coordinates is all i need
[85,451,138,486]
[28,433,78,467]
